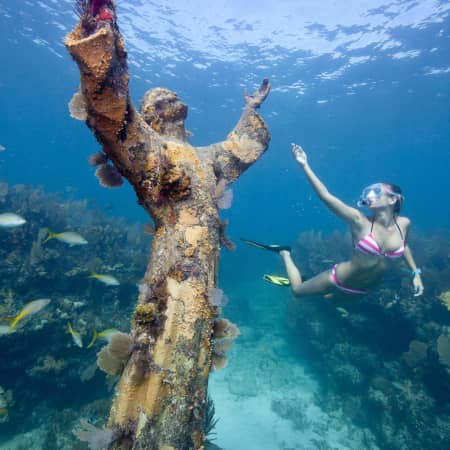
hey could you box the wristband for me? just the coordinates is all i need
[411,268,422,276]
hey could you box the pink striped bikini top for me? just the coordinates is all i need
[355,219,405,258]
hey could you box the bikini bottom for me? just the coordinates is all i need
[330,264,369,295]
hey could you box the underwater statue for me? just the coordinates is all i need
[65,1,270,448]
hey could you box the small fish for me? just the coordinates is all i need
[43,229,88,246]
[336,307,349,318]
[88,272,120,286]
[87,327,120,348]
[1,298,51,332]
[67,323,83,348]
[0,144,5,152]
[0,408,8,416]
[0,213,26,228]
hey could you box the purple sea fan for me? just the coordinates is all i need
[216,188,233,209]
[73,419,117,450]
[209,288,229,307]
[213,178,227,198]
[212,318,240,340]
[212,353,228,371]
[88,152,109,166]
[95,163,124,188]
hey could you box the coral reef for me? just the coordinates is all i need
[0,385,13,424]
[438,290,450,311]
[0,183,149,442]
[3,184,450,448]
[284,228,450,449]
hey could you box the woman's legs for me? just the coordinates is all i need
[279,250,334,297]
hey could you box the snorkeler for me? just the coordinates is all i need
[243,143,424,299]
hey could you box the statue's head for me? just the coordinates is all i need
[140,88,188,141]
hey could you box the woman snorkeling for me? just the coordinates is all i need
[242,143,424,299]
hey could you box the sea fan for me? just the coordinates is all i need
[213,339,233,354]
[88,152,108,166]
[208,288,229,307]
[95,163,124,188]
[216,188,233,209]
[107,332,132,360]
[212,318,240,340]
[68,90,87,121]
[211,353,228,371]
[97,346,123,375]
[73,419,116,450]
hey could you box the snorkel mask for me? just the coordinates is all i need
[357,183,403,207]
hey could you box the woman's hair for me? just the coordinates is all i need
[383,182,404,214]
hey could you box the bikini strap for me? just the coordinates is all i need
[394,217,404,240]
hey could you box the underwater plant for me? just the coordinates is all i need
[204,395,219,444]
[0,182,153,440]
[283,227,450,449]
[73,418,118,450]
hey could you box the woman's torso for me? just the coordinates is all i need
[335,215,407,289]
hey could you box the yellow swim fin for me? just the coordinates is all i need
[263,274,291,286]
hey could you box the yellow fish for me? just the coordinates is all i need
[0,408,8,416]
[88,272,120,286]
[43,229,88,246]
[86,328,120,348]
[67,323,83,348]
[2,298,51,332]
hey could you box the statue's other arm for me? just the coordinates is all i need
[210,79,271,182]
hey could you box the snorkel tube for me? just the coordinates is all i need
[357,197,371,208]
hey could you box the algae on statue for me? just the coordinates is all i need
[65,1,271,448]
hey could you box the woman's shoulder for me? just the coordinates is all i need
[396,216,411,235]
[396,216,411,226]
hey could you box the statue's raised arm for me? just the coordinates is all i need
[207,79,271,183]
[66,0,164,202]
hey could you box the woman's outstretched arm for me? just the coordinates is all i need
[292,144,362,226]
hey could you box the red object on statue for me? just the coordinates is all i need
[98,9,113,21]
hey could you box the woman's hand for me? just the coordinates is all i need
[413,275,424,297]
[291,143,308,166]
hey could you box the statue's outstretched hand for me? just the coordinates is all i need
[244,78,270,109]
[291,143,308,166]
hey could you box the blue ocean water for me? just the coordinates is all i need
[1,1,450,449]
